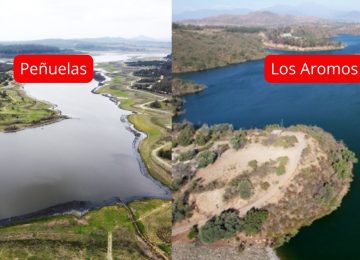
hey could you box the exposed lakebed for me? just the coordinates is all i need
[0,53,170,220]
[175,35,360,259]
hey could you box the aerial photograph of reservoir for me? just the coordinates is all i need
[0,0,172,259]
[172,0,360,259]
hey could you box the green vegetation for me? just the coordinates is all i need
[265,26,342,49]
[96,61,172,186]
[173,124,357,248]
[198,208,269,244]
[196,151,217,168]
[173,192,193,223]
[173,25,265,73]
[331,147,358,179]
[176,124,194,146]
[129,199,172,257]
[187,225,199,240]
[0,83,62,132]
[172,78,205,96]
[199,209,242,244]
[0,199,171,259]
[230,131,247,150]
[0,44,66,57]
[248,160,258,170]
[195,125,211,145]
[276,156,289,176]
[241,208,269,235]
[224,176,254,201]
[0,65,62,132]
[178,150,197,161]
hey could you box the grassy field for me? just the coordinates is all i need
[0,199,171,259]
[96,62,172,186]
[0,82,62,132]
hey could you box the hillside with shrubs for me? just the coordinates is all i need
[172,123,357,249]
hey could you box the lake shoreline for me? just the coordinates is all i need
[263,42,345,52]
[92,71,171,192]
[0,68,170,226]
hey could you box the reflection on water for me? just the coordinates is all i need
[0,53,170,219]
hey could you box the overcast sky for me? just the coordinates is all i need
[0,0,171,41]
[174,0,360,13]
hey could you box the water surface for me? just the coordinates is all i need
[0,53,170,219]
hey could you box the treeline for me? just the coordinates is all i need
[0,44,72,57]
[0,63,12,85]
[131,57,171,94]
[199,208,268,243]
[266,27,341,48]
[173,25,265,73]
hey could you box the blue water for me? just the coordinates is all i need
[175,34,360,260]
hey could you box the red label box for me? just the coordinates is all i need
[13,54,94,83]
[264,54,360,83]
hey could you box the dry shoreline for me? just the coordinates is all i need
[263,41,345,52]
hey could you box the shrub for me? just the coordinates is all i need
[276,165,286,176]
[248,160,258,170]
[178,150,197,161]
[197,151,217,168]
[187,225,199,240]
[241,208,269,235]
[196,133,210,146]
[157,148,171,160]
[173,192,193,223]
[331,147,358,179]
[260,181,270,190]
[238,179,254,199]
[230,131,247,150]
[150,100,161,108]
[177,124,194,146]
[210,124,234,134]
[224,176,254,201]
[199,209,242,243]
[195,125,211,145]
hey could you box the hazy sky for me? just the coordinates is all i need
[174,0,360,13]
[0,0,171,41]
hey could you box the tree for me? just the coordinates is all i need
[230,131,247,150]
[195,125,211,145]
[150,100,161,109]
[197,151,217,168]
[199,209,242,243]
[241,208,269,235]
[177,124,194,146]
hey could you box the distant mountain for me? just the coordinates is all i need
[179,11,328,27]
[0,44,75,58]
[173,8,251,21]
[263,3,360,22]
[174,4,360,24]
[0,37,171,52]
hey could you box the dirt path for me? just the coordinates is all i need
[122,202,169,260]
[173,133,307,236]
[137,203,170,222]
[107,231,113,260]
[152,142,172,171]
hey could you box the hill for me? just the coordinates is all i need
[179,11,327,28]
[172,124,357,248]
[173,25,265,73]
